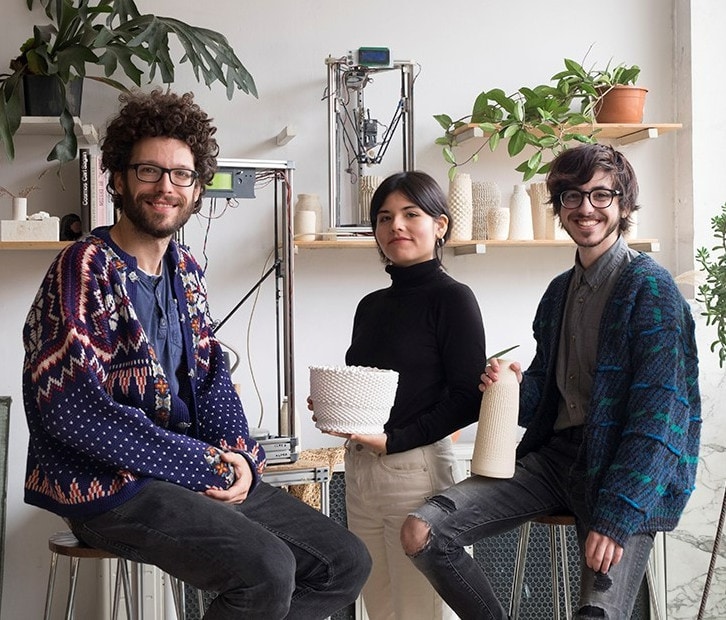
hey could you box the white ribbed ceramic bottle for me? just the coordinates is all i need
[471,360,519,478]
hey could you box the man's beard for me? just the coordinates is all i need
[121,191,194,239]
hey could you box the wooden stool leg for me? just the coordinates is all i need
[509,521,532,619]
[64,556,81,620]
[44,551,59,620]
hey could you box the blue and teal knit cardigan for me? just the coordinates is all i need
[517,252,701,546]
[23,228,265,518]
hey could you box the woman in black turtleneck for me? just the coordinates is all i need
[341,171,487,619]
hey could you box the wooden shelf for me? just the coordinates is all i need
[0,241,70,251]
[295,238,660,254]
[453,122,681,146]
[16,117,99,145]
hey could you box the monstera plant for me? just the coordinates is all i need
[0,0,257,166]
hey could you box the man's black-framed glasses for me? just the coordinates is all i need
[559,188,622,210]
[129,163,199,187]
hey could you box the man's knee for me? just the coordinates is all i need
[400,515,431,556]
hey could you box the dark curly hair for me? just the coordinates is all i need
[546,143,639,234]
[101,89,219,214]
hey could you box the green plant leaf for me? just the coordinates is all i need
[487,344,520,361]
[434,114,453,130]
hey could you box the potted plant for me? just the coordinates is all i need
[554,60,645,124]
[435,56,643,181]
[693,202,726,619]
[0,0,258,167]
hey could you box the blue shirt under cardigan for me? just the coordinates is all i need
[518,250,701,546]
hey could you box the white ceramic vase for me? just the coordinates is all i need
[486,206,510,240]
[528,182,549,240]
[358,175,383,226]
[471,359,519,478]
[508,184,534,240]
[295,194,323,239]
[448,173,473,241]
[12,197,27,221]
[472,180,501,240]
[294,210,316,241]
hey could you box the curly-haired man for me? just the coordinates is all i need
[22,90,370,619]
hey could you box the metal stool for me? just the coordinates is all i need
[45,530,135,620]
[509,515,662,620]
[510,514,575,620]
[45,531,191,620]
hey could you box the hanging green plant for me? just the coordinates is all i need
[434,55,641,182]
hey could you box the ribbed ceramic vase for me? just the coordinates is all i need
[508,184,534,240]
[295,194,323,239]
[472,180,501,240]
[358,175,383,226]
[487,207,510,240]
[471,360,519,478]
[528,182,549,240]
[448,173,473,241]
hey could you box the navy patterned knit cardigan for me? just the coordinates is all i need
[517,252,701,546]
[23,228,265,519]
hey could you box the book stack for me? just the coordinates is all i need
[79,148,114,233]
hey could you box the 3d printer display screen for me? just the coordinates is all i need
[207,172,234,191]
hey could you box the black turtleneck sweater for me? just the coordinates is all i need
[346,259,487,454]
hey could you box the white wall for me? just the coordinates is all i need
[0,0,722,618]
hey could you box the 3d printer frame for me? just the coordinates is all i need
[326,57,415,235]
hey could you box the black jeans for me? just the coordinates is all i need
[408,432,654,620]
[69,480,371,620]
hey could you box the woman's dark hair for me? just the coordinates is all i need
[546,143,639,234]
[369,171,452,262]
[100,89,219,214]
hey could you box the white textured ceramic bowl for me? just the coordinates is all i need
[309,365,399,434]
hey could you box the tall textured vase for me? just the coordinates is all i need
[448,173,473,241]
[358,175,383,226]
[528,182,549,240]
[294,194,323,240]
[471,360,519,478]
[472,181,501,240]
[508,184,533,240]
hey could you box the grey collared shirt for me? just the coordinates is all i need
[554,236,640,430]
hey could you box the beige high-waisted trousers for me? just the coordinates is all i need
[344,437,461,620]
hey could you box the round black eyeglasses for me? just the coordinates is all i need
[559,189,622,210]
[129,164,199,187]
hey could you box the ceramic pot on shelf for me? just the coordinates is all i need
[294,193,323,240]
[508,184,533,240]
[358,175,383,226]
[448,173,473,241]
[528,182,549,240]
[472,180,501,240]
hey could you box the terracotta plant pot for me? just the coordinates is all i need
[595,85,648,123]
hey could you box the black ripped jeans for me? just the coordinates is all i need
[407,432,654,620]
